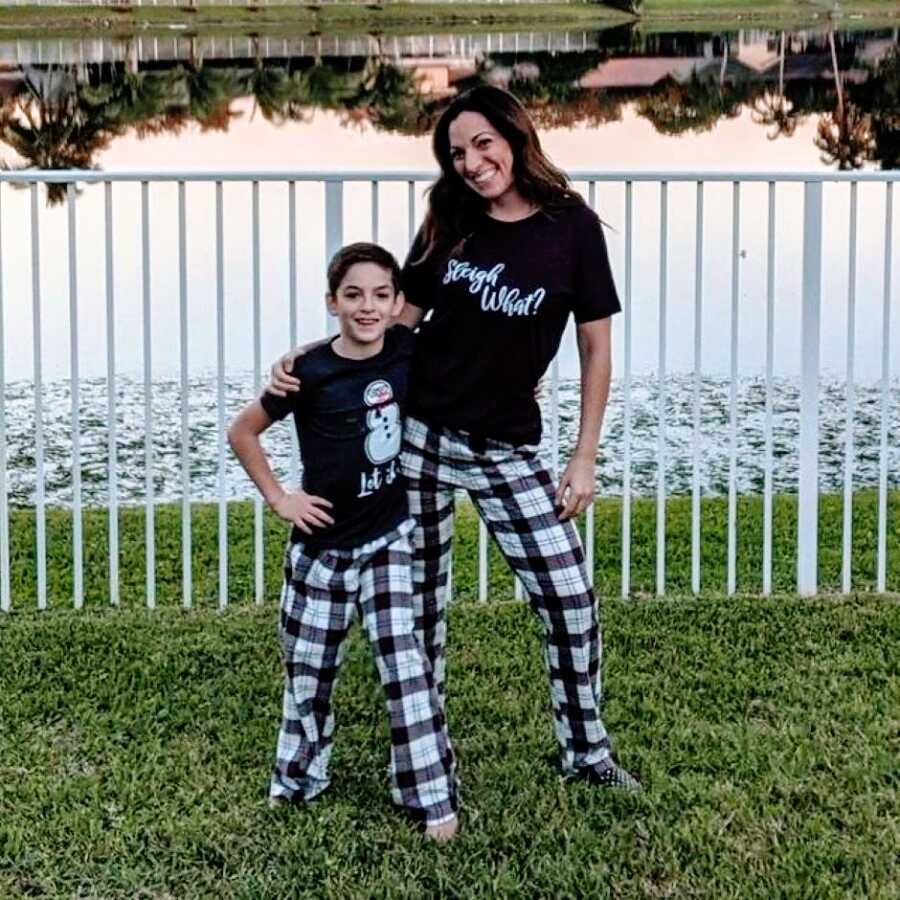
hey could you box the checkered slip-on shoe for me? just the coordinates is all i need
[573,761,643,793]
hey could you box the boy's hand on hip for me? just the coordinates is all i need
[271,490,334,534]
[555,456,595,521]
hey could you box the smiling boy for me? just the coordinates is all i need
[228,243,459,840]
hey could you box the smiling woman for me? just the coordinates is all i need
[420,84,576,255]
[448,112,518,203]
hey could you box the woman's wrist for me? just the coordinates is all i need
[264,486,287,510]
[570,447,597,464]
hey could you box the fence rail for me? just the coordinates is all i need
[1,168,898,612]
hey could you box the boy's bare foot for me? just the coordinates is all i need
[423,815,459,843]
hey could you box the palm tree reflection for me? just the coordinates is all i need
[345,57,432,135]
[0,62,245,203]
[176,63,242,131]
[858,44,900,170]
[636,72,744,136]
[752,32,806,140]
[813,30,874,170]
[1,67,117,203]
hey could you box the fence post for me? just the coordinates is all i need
[215,181,227,610]
[0,184,7,612]
[656,181,668,597]
[325,180,343,337]
[31,183,47,610]
[67,183,83,609]
[798,181,822,596]
[178,181,191,609]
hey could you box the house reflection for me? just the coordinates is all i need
[1,25,898,202]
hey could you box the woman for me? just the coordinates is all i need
[271,85,639,796]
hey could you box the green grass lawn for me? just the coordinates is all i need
[2,0,899,35]
[642,0,900,11]
[1,595,898,898]
[0,2,630,33]
[7,490,900,611]
[639,0,900,29]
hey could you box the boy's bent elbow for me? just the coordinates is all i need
[229,401,272,449]
[228,418,256,455]
[226,424,247,458]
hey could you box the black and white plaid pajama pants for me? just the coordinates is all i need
[270,518,459,826]
[400,415,614,776]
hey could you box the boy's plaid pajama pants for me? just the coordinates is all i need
[400,415,614,777]
[270,518,458,826]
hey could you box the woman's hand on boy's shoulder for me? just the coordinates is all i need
[268,349,303,398]
[271,489,334,534]
[268,336,333,397]
[395,304,424,330]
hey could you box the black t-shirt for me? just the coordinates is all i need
[260,327,414,548]
[401,201,621,445]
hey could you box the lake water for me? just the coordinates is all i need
[4,372,899,505]
[1,22,898,502]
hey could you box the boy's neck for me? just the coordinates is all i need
[332,333,385,360]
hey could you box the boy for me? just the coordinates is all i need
[228,243,458,841]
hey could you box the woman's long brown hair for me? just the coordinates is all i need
[413,84,583,266]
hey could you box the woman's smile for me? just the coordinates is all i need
[470,165,499,186]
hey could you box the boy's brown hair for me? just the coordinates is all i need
[327,242,402,296]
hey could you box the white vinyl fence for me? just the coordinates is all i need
[0,169,897,611]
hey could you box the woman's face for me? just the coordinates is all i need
[447,111,519,206]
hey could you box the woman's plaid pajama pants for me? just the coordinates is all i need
[270,518,458,826]
[400,415,614,776]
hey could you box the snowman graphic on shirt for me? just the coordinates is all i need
[358,379,401,497]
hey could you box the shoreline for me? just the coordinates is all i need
[2,3,900,38]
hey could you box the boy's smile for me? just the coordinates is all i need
[327,261,404,360]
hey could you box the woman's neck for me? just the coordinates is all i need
[486,189,537,222]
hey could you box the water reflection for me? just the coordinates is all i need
[1,25,898,202]
[5,373,898,505]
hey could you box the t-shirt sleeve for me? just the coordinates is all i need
[571,207,622,324]
[259,357,305,422]
[400,227,436,312]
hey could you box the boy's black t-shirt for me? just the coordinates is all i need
[260,327,414,549]
[401,201,621,445]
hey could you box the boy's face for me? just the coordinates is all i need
[327,262,404,347]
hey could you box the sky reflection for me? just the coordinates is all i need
[1,25,897,390]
